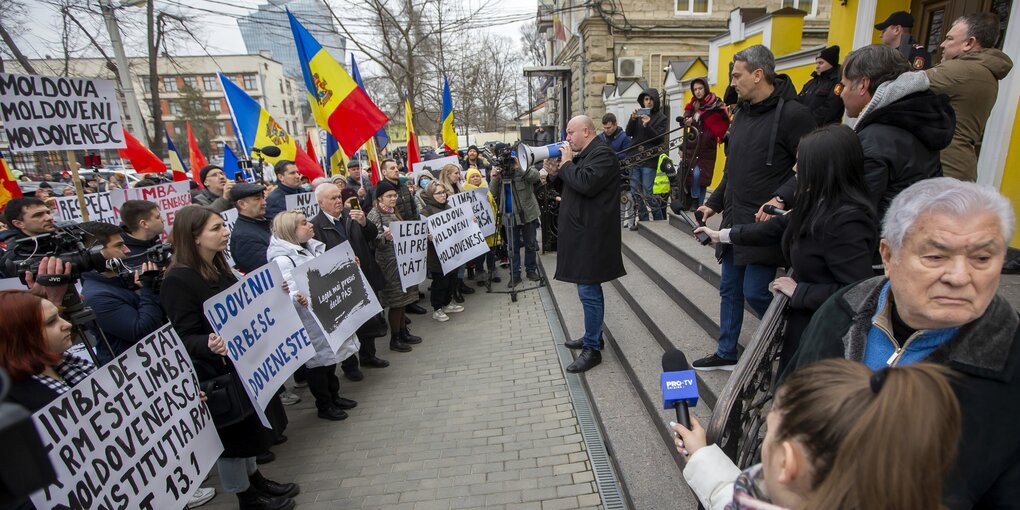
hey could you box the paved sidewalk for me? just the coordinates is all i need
[200,284,604,510]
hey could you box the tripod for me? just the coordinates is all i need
[483,167,546,303]
[53,284,116,367]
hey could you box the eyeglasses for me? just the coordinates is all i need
[435,190,448,195]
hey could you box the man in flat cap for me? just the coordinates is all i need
[876,11,933,70]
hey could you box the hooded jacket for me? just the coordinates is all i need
[854,72,955,221]
[705,75,816,267]
[926,48,1014,181]
[798,65,844,126]
[625,89,670,169]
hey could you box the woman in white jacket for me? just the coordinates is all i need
[268,210,360,422]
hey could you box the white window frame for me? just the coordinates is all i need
[162,77,177,92]
[208,99,222,113]
[675,0,711,16]
[203,76,217,91]
[781,0,818,17]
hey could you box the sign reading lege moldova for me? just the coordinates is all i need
[284,192,320,219]
[0,73,125,152]
[390,220,429,290]
[290,241,383,352]
[29,324,223,510]
[426,203,489,275]
[203,263,315,427]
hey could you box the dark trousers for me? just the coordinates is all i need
[471,249,496,275]
[430,272,456,310]
[265,391,288,442]
[341,319,383,372]
[306,364,340,410]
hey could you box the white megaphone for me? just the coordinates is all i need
[516,142,565,170]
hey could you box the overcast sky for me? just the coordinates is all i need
[20,0,538,70]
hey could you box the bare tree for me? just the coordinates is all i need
[519,22,546,66]
[0,0,36,73]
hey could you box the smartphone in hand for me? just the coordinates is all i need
[347,197,361,210]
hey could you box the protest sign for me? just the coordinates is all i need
[204,263,314,426]
[284,192,320,218]
[0,73,125,152]
[426,203,488,275]
[291,242,383,352]
[220,208,239,267]
[390,220,428,291]
[110,181,191,240]
[447,188,496,237]
[52,192,116,225]
[0,277,27,291]
[411,155,459,180]
[29,324,222,510]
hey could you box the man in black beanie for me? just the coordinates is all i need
[192,164,234,212]
[798,45,845,126]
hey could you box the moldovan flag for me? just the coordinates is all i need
[441,76,457,154]
[404,97,421,168]
[165,132,189,178]
[350,55,390,150]
[187,122,209,188]
[219,72,324,180]
[288,11,388,157]
[0,150,22,210]
[119,129,184,180]
[324,134,348,177]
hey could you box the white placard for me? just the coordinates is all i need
[411,155,459,180]
[284,192,320,218]
[220,208,239,267]
[390,220,428,291]
[29,324,223,510]
[290,242,383,352]
[0,73,125,152]
[447,188,496,237]
[204,263,315,427]
[52,192,117,225]
[110,181,192,240]
[425,203,489,275]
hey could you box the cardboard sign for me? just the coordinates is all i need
[447,188,496,237]
[29,324,223,510]
[203,263,314,427]
[52,192,117,225]
[425,203,488,275]
[290,242,383,352]
[284,192,320,219]
[110,182,192,240]
[390,220,428,291]
[411,155,459,180]
[0,73,125,152]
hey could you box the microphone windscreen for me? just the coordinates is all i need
[675,116,684,123]
[662,349,690,372]
[260,146,282,157]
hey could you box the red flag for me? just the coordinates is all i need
[369,158,381,186]
[0,150,23,211]
[295,146,325,180]
[306,133,319,163]
[187,122,208,188]
[118,129,184,180]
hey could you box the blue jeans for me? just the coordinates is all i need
[716,248,775,360]
[577,283,604,350]
[630,166,663,220]
[691,165,706,207]
[508,220,538,277]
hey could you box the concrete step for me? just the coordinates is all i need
[638,217,721,288]
[541,253,695,510]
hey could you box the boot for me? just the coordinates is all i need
[458,278,476,294]
[236,487,294,510]
[400,327,422,345]
[467,265,476,279]
[250,470,300,498]
[452,284,465,303]
[390,334,412,352]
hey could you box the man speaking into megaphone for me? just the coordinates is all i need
[544,116,625,373]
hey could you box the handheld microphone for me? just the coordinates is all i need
[762,204,789,216]
[692,210,712,246]
[256,146,282,158]
[661,349,699,430]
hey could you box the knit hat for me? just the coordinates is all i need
[818,45,840,67]
[374,179,398,198]
[199,165,222,185]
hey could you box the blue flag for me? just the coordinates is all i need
[222,143,238,180]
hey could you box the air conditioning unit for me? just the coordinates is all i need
[617,57,643,79]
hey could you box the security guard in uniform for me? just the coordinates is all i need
[876,11,932,70]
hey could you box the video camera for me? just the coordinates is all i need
[3,225,113,282]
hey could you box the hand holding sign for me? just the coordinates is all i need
[208,333,227,356]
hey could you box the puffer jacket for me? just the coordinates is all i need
[854,71,955,221]
[267,235,359,368]
[625,88,669,169]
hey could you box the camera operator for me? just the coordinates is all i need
[119,200,165,269]
[0,198,57,278]
[491,155,541,288]
[78,222,165,366]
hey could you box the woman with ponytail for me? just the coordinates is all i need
[674,359,961,510]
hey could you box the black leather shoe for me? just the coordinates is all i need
[406,303,428,314]
[400,328,422,344]
[272,434,288,445]
[236,487,294,510]
[332,396,358,410]
[250,470,300,498]
[255,451,275,465]
[508,275,522,288]
[526,271,541,281]
[343,368,364,382]
[564,337,604,350]
[361,355,390,368]
[458,280,476,294]
[566,348,602,373]
[317,406,348,421]
[452,288,465,303]
[390,338,413,352]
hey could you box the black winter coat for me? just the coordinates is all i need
[310,209,384,292]
[119,229,160,269]
[786,277,1020,510]
[160,265,272,458]
[855,90,954,221]
[230,214,271,273]
[625,89,669,169]
[552,137,625,284]
[798,66,844,126]
[706,76,816,267]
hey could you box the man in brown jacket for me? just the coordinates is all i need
[926,12,1013,181]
